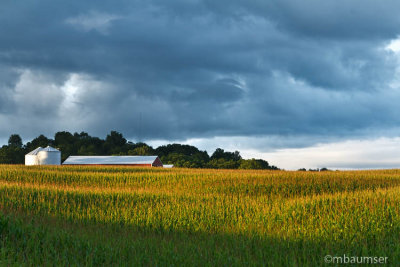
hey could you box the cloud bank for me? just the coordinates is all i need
[1,1,400,168]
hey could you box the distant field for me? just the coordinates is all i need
[0,165,399,266]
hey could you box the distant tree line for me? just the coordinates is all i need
[297,167,330,172]
[0,131,279,170]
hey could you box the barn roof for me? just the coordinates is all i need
[63,156,159,165]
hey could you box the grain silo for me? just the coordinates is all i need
[37,146,61,165]
[25,146,61,165]
[25,147,43,165]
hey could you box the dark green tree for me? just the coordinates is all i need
[239,159,276,170]
[104,131,127,154]
[127,145,155,156]
[105,131,127,147]
[211,148,241,161]
[0,145,24,164]
[8,134,23,148]
[55,131,75,145]
[25,134,53,152]
[206,158,240,169]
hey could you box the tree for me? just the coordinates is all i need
[8,134,23,148]
[74,132,90,139]
[105,131,127,147]
[0,145,24,164]
[156,144,207,157]
[104,131,127,154]
[127,145,155,156]
[211,148,241,161]
[239,159,278,170]
[54,131,78,161]
[0,146,12,164]
[206,158,240,169]
[211,148,225,160]
[156,144,209,167]
[161,152,207,168]
[55,131,75,145]
[25,134,53,152]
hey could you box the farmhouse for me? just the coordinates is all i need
[25,146,61,166]
[62,156,163,167]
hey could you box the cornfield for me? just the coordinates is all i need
[0,165,399,266]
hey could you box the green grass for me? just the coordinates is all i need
[0,165,399,266]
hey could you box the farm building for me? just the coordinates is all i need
[62,156,163,167]
[25,146,61,166]
[163,164,174,168]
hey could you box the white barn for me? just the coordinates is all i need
[25,146,61,166]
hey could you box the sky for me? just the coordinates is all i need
[1,0,400,169]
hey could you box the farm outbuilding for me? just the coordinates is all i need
[163,164,174,168]
[25,146,61,166]
[62,156,163,167]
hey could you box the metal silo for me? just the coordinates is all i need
[37,146,61,165]
[25,147,43,165]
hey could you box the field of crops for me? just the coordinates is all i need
[0,165,399,266]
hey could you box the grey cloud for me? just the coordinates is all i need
[202,1,400,39]
[0,67,19,113]
[1,0,400,148]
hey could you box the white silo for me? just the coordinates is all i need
[37,146,61,165]
[25,147,43,165]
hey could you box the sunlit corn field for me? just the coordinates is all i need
[1,165,400,266]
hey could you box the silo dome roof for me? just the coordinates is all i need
[42,146,60,152]
[26,147,43,155]
[26,146,60,156]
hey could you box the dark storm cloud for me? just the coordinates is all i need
[203,0,400,39]
[1,0,400,147]
[0,67,19,113]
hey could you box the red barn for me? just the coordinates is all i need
[62,156,163,167]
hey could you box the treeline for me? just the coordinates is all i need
[0,131,279,170]
[298,168,331,172]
